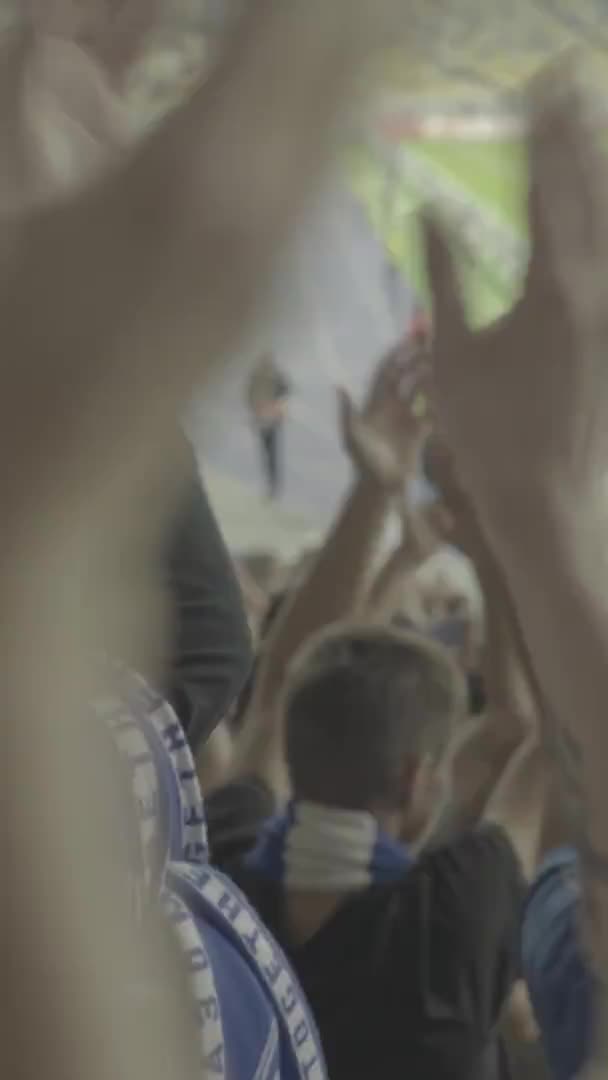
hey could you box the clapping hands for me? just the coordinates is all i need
[338,343,429,493]
[424,76,608,538]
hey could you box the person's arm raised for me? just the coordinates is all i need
[25,0,160,87]
[230,346,429,796]
[421,439,536,844]
[366,499,445,620]
[0,6,409,1080]
[8,0,409,497]
[425,75,608,1051]
[423,448,550,875]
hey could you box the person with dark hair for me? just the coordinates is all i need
[247,354,291,499]
[204,347,432,871]
[233,622,548,1080]
[283,625,458,819]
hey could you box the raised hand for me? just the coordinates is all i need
[24,0,159,82]
[424,437,465,512]
[0,0,412,506]
[0,7,410,1080]
[423,435,492,560]
[425,75,608,1029]
[397,498,450,564]
[338,344,429,492]
[424,77,608,530]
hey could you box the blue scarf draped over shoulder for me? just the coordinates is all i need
[99,667,326,1080]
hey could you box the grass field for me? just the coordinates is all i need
[413,138,526,228]
[349,137,528,325]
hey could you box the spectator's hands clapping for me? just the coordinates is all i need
[424,78,608,534]
[396,499,450,566]
[424,435,490,560]
[338,345,429,492]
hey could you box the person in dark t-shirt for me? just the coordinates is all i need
[228,624,547,1080]
[164,436,253,751]
[247,353,291,499]
[116,433,253,756]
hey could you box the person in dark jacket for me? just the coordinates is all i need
[164,436,253,752]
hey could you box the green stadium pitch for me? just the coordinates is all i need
[349,136,528,326]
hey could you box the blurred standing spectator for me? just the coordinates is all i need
[247,353,291,500]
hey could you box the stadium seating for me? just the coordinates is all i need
[382,0,608,98]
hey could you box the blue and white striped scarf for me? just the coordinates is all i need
[245,800,412,892]
[97,667,326,1080]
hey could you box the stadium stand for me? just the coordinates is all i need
[382,0,608,99]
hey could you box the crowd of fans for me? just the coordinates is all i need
[4,4,608,1080]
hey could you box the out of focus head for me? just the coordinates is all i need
[285,624,466,843]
